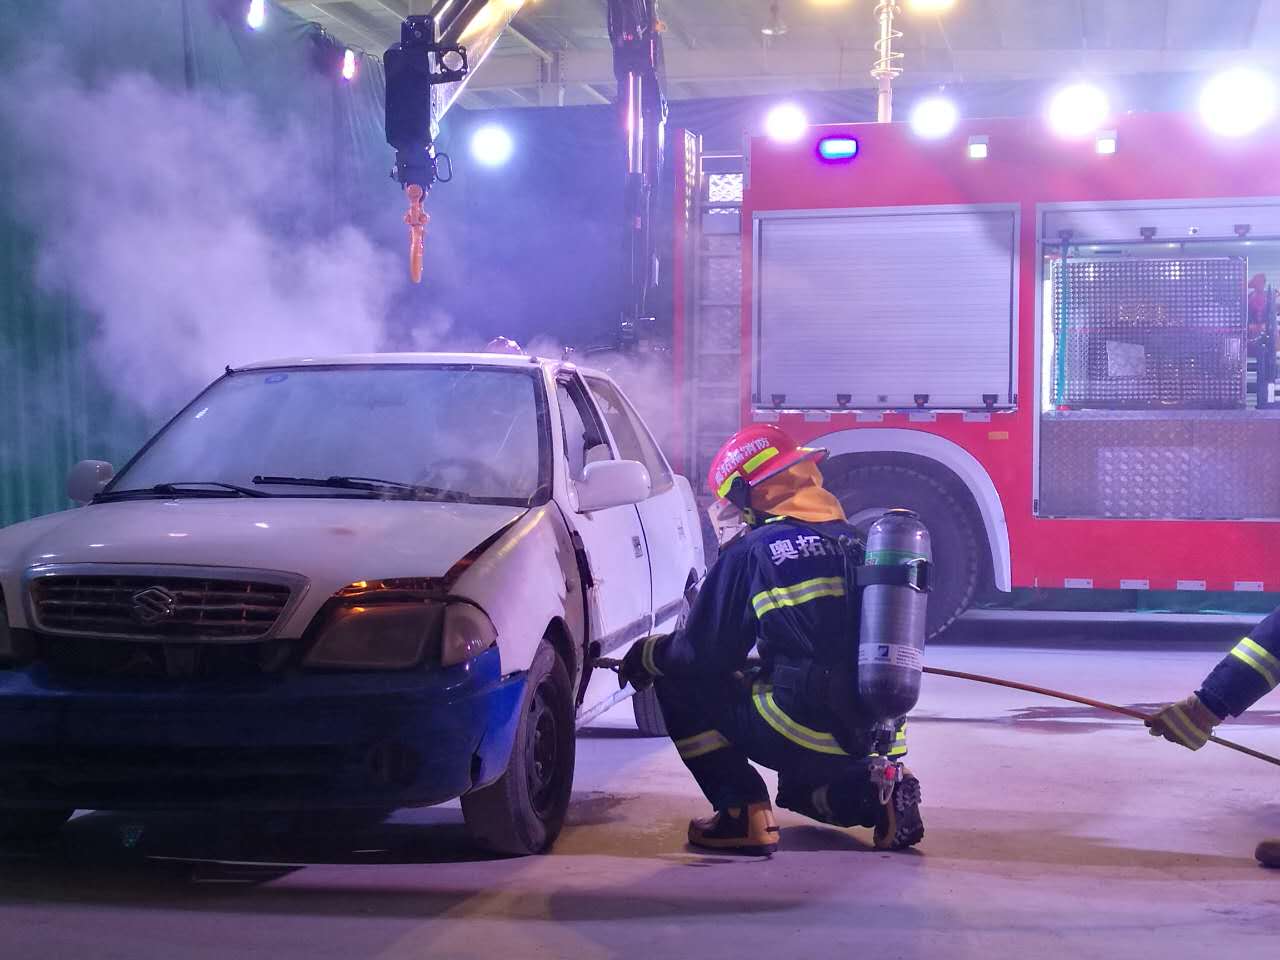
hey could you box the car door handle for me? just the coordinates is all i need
[632,535,644,558]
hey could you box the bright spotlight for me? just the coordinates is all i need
[765,103,808,143]
[906,0,957,12]
[910,97,959,139]
[341,48,357,81]
[1200,68,1278,138]
[471,124,514,167]
[1047,83,1110,138]
[246,0,266,30]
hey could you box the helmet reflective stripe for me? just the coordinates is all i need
[713,446,780,498]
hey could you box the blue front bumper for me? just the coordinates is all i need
[0,648,526,811]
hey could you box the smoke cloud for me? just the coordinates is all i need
[1,53,400,420]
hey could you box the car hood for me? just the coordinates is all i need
[0,498,526,626]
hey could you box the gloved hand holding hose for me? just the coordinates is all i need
[1146,693,1223,751]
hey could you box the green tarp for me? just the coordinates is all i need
[0,0,391,526]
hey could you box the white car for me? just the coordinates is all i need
[0,353,705,854]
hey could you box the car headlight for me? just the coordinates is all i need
[441,602,497,667]
[302,580,498,671]
[304,602,444,670]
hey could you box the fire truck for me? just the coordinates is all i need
[671,112,1280,637]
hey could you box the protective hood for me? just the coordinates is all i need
[749,461,847,524]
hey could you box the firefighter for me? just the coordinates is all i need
[1147,608,1280,868]
[619,424,923,855]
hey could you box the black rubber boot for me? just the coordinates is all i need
[873,770,924,851]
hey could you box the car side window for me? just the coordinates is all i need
[556,379,612,481]
[584,377,674,494]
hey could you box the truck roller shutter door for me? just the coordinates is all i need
[753,206,1017,410]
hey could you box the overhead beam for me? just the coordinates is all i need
[465,45,1251,92]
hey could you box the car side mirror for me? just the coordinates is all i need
[67,460,114,504]
[575,459,650,513]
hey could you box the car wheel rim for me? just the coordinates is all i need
[525,677,563,820]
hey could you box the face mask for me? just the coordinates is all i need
[708,498,746,548]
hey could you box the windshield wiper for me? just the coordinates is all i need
[95,481,271,502]
[252,475,469,502]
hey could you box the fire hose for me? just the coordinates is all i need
[592,657,1280,768]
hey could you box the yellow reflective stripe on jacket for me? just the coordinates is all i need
[1232,636,1280,689]
[752,682,849,755]
[751,576,846,619]
[675,729,731,760]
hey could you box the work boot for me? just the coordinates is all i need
[873,769,924,851]
[688,801,780,856]
[1256,838,1280,868]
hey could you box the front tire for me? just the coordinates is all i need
[825,463,982,639]
[462,644,575,855]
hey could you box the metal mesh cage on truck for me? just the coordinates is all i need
[1049,257,1247,409]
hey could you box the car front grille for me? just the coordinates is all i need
[30,574,295,642]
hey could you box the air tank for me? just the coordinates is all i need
[857,509,932,738]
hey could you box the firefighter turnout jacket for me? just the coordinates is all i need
[645,516,903,757]
[1197,605,1280,719]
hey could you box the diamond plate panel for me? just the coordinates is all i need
[1040,414,1280,518]
[697,306,739,352]
[1049,257,1247,408]
[707,173,744,204]
[701,253,742,306]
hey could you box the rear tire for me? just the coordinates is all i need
[462,644,575,855]
[0,809,73,848]
[825,463,982,639]
[631,684,668,737]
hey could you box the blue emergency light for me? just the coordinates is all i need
[817,136,859,162]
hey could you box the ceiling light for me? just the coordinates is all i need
[1095,130,1117,154]
[1047,83,1110,139]
[967,135,988,159]
[1199,67,1278,138]
[765,103,808,143]
[246,0,265,30]
[471,124,514,167]
[910,97,959,139]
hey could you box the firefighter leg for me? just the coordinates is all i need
[654,674,779,854]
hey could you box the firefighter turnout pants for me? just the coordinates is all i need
[655,672,908,828]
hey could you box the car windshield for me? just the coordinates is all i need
[111,365,549,506]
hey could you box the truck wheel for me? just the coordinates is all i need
[462,644,575,855]
[825,463,982,639]
[0,809,73,847]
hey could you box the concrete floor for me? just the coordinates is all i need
[1,634,1278,959]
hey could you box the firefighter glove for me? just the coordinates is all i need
[619,634,669,692]
[1146,693,1220,751]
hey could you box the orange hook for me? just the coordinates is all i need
[404,184,430,284]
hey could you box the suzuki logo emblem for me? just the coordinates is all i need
[131,587,178,624]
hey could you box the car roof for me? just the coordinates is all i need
[232,352,609,379]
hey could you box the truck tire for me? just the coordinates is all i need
[824,463,982,639]
[631,684,668,737]
[0,809,73,847]
[462,644,575,855]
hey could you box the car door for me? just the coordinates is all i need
[554,375,653,660]
[583,374,695,631]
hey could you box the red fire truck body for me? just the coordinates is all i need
[673,112,1280,632]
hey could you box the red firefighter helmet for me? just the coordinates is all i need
[706,423,826,504]
[484,336,524,355]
